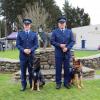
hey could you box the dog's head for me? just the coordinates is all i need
[32,58,41,71]
[73,58,82,69]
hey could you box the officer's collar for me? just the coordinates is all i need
[24,30,30,33]
[59,28,65,31]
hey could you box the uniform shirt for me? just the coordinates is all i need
[16,30,38,60]
[51,28,75,58]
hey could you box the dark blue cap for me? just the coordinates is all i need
[23,19,32,24]
[57,16,67,23]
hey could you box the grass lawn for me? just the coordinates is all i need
[0,74,100,100]
[96,70,100,75]
[74,50,100,57]
[0,49,100,60]
[0,49,19,60]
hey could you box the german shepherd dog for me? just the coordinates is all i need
[31,58,45,91]
[70,58,84,89]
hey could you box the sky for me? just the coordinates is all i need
[55,0,100,25]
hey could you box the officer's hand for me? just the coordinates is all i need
[28,49,31,54]
[60,44,66,49]
[24,49,29,54]
[63,47,68,52]
[24,49,31,54]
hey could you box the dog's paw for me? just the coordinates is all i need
[77,85,81,89]
[80,84,84,88]
[37,89,40,92]
[31,88,34,91]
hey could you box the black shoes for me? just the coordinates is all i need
[56,84,71,89]
[64,84,71,89]
[56,84,61,89]
[20,87,26,91]
[20,84,32,91]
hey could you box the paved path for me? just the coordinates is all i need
[77,53,100,59]
[94,75,100,79]
[0,58,19,62]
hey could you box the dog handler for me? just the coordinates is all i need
[51,16,75,89]
[16,18,38,91]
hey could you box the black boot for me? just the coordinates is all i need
[64,84,71,89]
[20,87,26,91]
[56,84,61,89]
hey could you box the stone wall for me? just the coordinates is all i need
[0,58,20,72]
[35,48,55,70]
[0,48,55,72]
[0,48,98,79]
[0,49,100,73]
[79,54,100,69]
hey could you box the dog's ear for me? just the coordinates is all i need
[72,57,75,61]
[33,57,36,64]
[73,57,76,66]
[78,59,82,65]
[73,58,81,66]
[80,61,83,68]
[72,57,75,65]
[77,59,83,68]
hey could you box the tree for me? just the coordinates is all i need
[0,20,5,38]
[18,2,49,31]
[0,0,62,34]
[0,0,23,33]
[41,0,62,28]
[63,0,90,28]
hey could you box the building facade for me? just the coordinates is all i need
[72,24,100,50]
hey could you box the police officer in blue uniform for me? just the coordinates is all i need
[51,16,75,89]
[16,19,38,91]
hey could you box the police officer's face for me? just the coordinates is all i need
[23,24,31,31]
[58,22,66,29]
